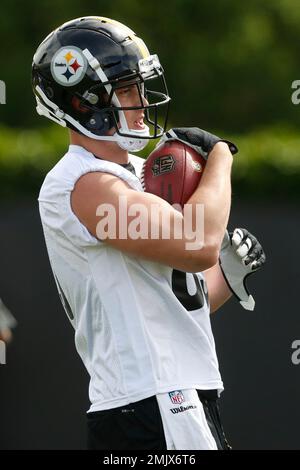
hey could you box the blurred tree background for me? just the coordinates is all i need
[0,0,300,198]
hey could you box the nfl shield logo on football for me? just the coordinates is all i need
[152,155,175,176]
[169,390,185,404]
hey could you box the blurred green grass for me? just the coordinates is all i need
[0,124,299,199]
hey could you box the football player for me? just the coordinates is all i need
[32,16,265,450]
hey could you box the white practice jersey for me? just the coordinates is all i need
[38,144,223,412]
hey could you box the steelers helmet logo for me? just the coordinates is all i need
[51,46,87,86]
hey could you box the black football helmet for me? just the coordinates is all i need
[32,16,171,151]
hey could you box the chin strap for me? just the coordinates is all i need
[115,126,150,152]
[36,85,150,151]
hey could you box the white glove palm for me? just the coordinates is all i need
[219,228,266,311]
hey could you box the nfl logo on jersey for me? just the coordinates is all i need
[169,390,185,404]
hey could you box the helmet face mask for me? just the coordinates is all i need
[32,17,171,151]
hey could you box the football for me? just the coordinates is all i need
[141,140,206,207]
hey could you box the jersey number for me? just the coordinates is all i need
[171,270,209,312]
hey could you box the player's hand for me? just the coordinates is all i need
[157,127,238,159]
[219,228,266,310]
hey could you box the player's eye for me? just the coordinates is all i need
[117,87,132,96]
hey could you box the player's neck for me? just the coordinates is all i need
[69,130,129,164]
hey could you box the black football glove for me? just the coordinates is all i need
[158,127,238,160]
[219,228,266,310]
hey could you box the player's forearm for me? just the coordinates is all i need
[186,142,233,252]
[204,263,232,313]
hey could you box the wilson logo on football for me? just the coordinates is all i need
[151,155,175,176]
[169,390,185,404]
[51,46,87,86]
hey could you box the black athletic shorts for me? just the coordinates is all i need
[86,390,231,450]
